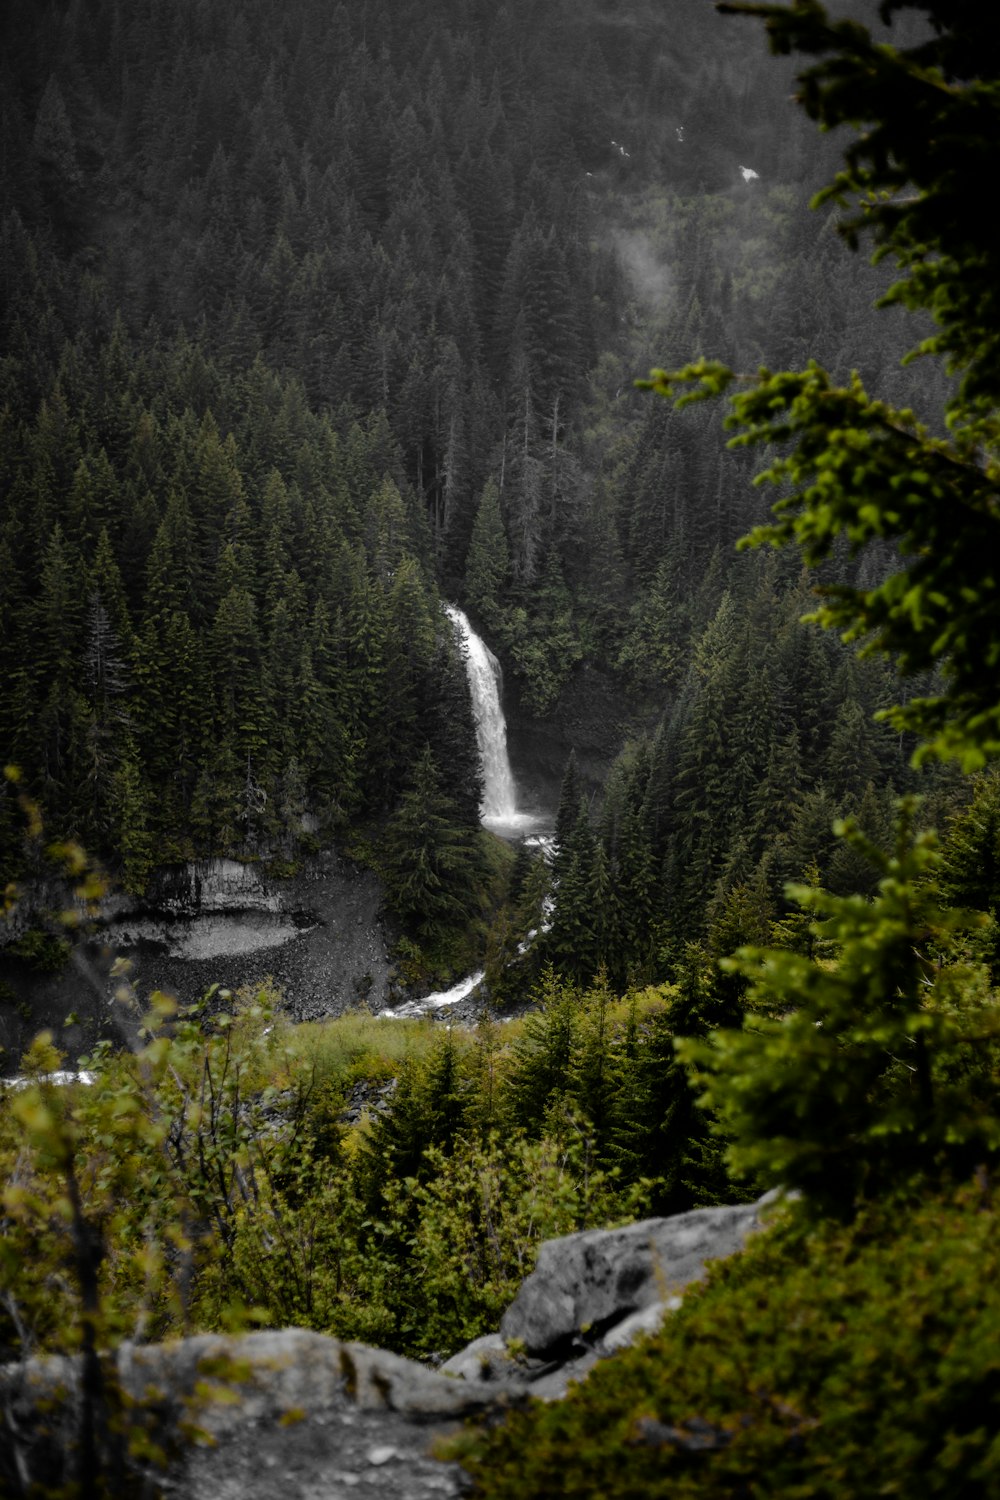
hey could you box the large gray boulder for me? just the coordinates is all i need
[1,1329,505,1500]
[500,1195,773,1358]
[3,1327,502,1431]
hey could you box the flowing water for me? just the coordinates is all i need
[380,968,486,1021]
[380,608,550,1018]
[444,604,539,837]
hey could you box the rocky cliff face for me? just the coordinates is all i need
[109,850,396,1020]
[0,1196,775,1497]
[0,850,396,1074]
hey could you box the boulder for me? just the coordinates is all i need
[439,1333,523,1384]
[4,1328,501,1435]
[500,1195,773,1357]
[599,1298,676,1353]
[1,1329,506,1500]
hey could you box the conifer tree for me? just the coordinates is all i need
[651,0,1000,1221]
[382,744,485,939]
[547,803,600,981]
[552,749,583,882]
[506,968,579,1134]
[464,478,510,637]
[31,76,84,247]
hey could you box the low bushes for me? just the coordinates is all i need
[459,1181,1000,1497]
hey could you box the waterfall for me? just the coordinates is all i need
[445,604,520,828]
[378,606,548,1020]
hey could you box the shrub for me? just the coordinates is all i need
[459,1180,1000,1498]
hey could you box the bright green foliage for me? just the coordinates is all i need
[386,1130,650,1357]
[680,801,1000,1218]
[0,987,291,1491]
[0,960,739,1487]
[230,1150,399,1349]
[233,979,672,1354]
[738,366,999,766]
[460,1182,1000,1498]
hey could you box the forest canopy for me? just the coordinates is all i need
[646,0,1000,766]
[4,1,1000,1494]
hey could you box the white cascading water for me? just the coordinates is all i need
[379,605,536,1020]
[445,604,520,828]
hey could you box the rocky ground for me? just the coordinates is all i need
[175,1407,473,1500]
[0,850,399,1074]
[110,852,398,1021]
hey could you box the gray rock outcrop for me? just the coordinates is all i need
[0,850,397,1073]
[499,1196,771,1359]
[1,1329,505,1500]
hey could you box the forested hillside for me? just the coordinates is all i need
[4,2,1000,1493]
[1,0,955,975]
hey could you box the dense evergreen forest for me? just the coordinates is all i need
[4,1,1000,1493]
[0,0,959,984]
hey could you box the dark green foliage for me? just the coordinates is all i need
[727,0,1000,408]
[552,749,583,880]
[541,547,928,986]
[9,18,1000,1495]
[358,1031,469,1212]
[609,952,737,1215]
[0,0,944,907]
[461,1183,1000,1498]
[632,0,1000,1235]
[464,478,510,638]
[645,2,1000,766]
[505,968,580,1134]
[683,804,1000,1219]
[381,744,488,941]
[939,770,1000,980]
[545,804,604,982]
[940,771,1000,917]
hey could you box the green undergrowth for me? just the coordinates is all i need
[288,1007,448,1089]
[457,1179,1000,1497]
[286,979,672,1094]
[0,968,731,1387]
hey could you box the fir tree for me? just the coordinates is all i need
[382,745,486,939]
